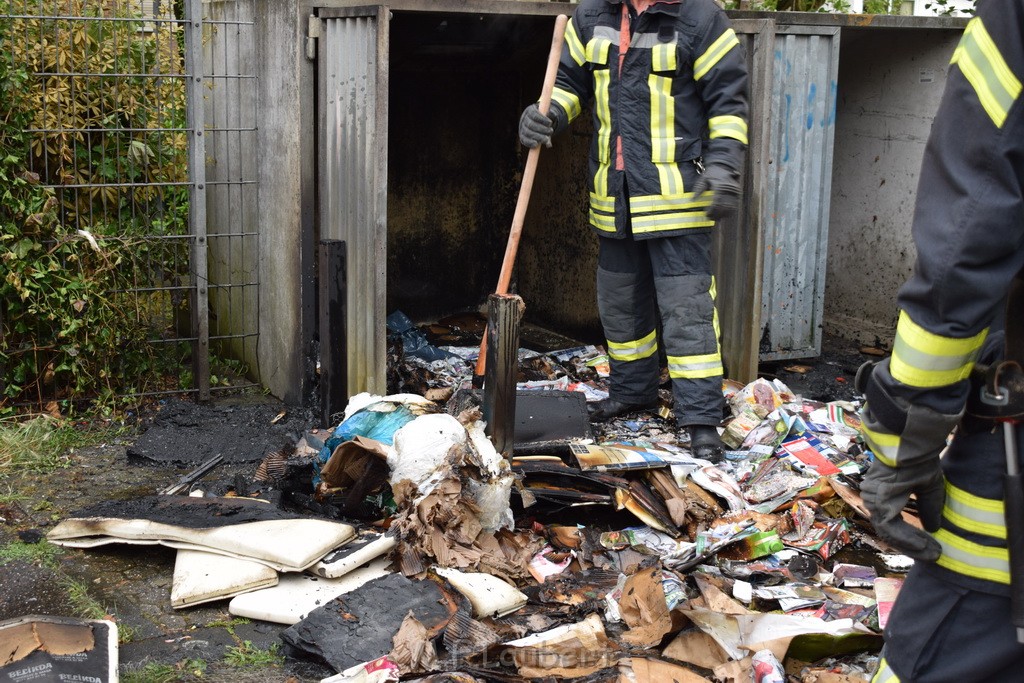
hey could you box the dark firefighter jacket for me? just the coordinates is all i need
[548,0,749,240]
[859,0,1024,595]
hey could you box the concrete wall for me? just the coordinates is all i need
[252,0,309,403]
[824,27,958,347]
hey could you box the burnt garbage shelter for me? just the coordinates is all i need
[216,0,967,403]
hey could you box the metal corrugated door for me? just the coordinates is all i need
[318,7,390,395]
[760,26,840,362]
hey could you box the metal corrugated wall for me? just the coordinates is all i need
[318,9,389,395]
[760,26,840,361]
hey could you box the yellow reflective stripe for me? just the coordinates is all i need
[630,192,711,213]
[608,330,658,362]
[709,115,749,145]
[872,658,900,683]
[944,480,1006,539]
[651,163,684,198]
[594,67,612,197]
[649,72,684,196]
[551,86,582,121]
[951,18,1022,128]
[632,211,714,234]
[649,74,675,161]
[890,311,987,388]
[589,209,616,233]
[565,18,586,66]
[693,28,739,81]
[668,352,723,379]
[652,43,676,71]
[935,527,1010,584]
[586,37,612,65]
[590,192,615,213]
[860,419,900,467]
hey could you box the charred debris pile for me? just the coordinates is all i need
[43,312,904,683]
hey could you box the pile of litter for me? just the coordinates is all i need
[37,313,909,683]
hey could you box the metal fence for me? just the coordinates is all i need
[1,0,258,409]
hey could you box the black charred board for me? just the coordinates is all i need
[280,572,459,673]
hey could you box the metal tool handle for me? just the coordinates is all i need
[1002,422,1024,643]
[474,14,569,386]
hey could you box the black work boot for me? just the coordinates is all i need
[588,398,658,422]
[688,425,726,463]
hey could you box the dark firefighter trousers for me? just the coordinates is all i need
[596,230,724,428]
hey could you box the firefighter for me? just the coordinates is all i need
[857,0,1024,678]
[518,0,749,461]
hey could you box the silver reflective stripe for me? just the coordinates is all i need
[565,18,586,66]
[551,87,582,121]
[594,25,619,43]
[934,528,1010,585]
[889,310,986,388]
[859,416,901,468]
[944,481,1006,540]
[872,659,900,683]
[667,352,722,380]
[952,17,1022,128]
[632,32,672,49]
[632,211,713,234]
[630,192,709,213]
[607,330,658,361]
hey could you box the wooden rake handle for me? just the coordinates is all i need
[474,14,569,382]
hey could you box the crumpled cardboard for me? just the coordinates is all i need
[617,566,674,647]
[618,656,712,683]
[497,613,618,679]
[389,611,439,676]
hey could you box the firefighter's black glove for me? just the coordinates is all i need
[519,103,557,148]
[860,457,945,561]
[691,164,741,221]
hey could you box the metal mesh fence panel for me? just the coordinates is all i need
[0,0,259,410]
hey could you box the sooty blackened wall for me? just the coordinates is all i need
[385,12,604,342]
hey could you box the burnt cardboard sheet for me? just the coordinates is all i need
[280,573,459,674]
[1,615,117,682]
[56,495,322,529]
[48,496,355,573]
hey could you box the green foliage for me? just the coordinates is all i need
[0,539,63,569]
[0,0,193,413]
[206,616,251,636]
[223,641,284,669]
[61,576,108,620]
[863,0,902,13]
[923,0,975,15]
[121,663,179,683]
[0,412,131,474]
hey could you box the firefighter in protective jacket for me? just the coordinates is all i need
[858,0,1024,679]
[519,0,748,460]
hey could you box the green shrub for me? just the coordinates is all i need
[1,0,191,413]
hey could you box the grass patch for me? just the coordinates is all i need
[62,577,108,621]
[0,416,71,473]
[0,484,25,503]
[181,658,207,677]
[0,540,62,569]
[121,662,179,683]
[122,658,211,682]
[0,415,132,475]
[206,616,251,636]
[223,641,283,669]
